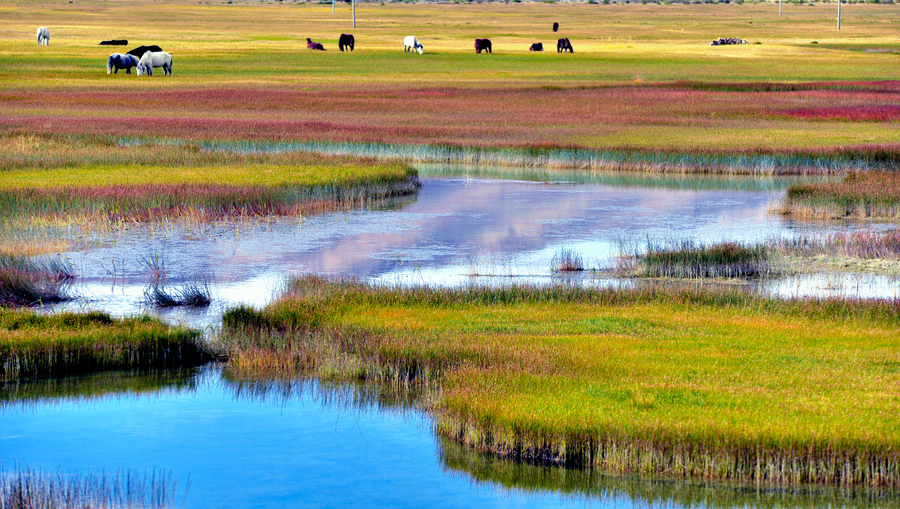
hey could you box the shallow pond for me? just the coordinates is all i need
[1,368,894,509]
[52,166,899,330]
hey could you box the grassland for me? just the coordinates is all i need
[0,309,210,380]
[1,0,899,168]
[217,276,900,487]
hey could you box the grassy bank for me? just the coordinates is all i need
[0,135,419,227]
[782,171,900,220]
[217,276,900,487]
[0,309,211,381]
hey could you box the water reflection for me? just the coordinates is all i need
[440,437,898,509]
[3,370,897,508]
[45,167,898,331]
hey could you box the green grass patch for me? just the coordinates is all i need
[0,309,211,381]
[620,239,772,279]
[217,277,900,487]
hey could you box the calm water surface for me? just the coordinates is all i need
[53,167,899,329]
[7,168,899,508]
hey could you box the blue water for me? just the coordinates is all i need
[0,369,618,508]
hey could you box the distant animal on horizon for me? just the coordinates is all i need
[403,35,423,54]
[529,42,543,51]
[474,38,492,54]
[107,53,139,74]
[100,39,128,46]
[136,50,172,76]
[127,45,163,58]
[552,22,559,32]
[307,38,325,50]
[339,33,354,52]
[37,27,49,46]
[557,37,573,53]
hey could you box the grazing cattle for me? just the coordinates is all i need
[552,22,559,32]
[529,42,543,52]
[107,53,140,74]
[307,38,325,50]
[127,45,163,58]
[474,38,492,54]
[100,39,128,46]
[37,27,50,46]
[339,33,355,52]
[403,35,423,54]
[136,51,172,76]
[557,37,573,53]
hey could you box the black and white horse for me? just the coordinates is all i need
[37,27,49,46]
[403,35,423,54]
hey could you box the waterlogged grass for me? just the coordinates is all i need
[783,171,900,220]
[0,467,184,509]
[0,309,210,381]
[0,135,419,224]
[620,239,772,279]
[0,254,74,306]
[217,276,900,487]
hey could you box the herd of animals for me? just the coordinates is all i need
[35,23,576,77]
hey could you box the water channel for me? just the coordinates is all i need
[3,166,899,508]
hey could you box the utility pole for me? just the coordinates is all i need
[353,0,356,28]
[837,0,842,30]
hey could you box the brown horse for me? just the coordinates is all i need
[474,38,492,54]
[557,38,573,53]
[529,42,543,51]
[307,38,325,51]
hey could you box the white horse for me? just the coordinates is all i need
[107,53,140,74]
[36,27,49,46]
[403,35,423,54]
[136,51,173,76]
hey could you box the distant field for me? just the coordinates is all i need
[1,0,900,152]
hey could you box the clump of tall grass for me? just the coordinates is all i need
[550,246,585,272]
[0,309,211,381]
[0,467,185,509]
[782,171,900,220]
[620,239,771,279]
[145,280,212,308]
[0,255,74,306]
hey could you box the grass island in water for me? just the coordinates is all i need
[217,276,900,488]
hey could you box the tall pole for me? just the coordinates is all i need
[332,0,335,15]
[837,0,842,30]
[779,0,782,16]
[353,0,356,28]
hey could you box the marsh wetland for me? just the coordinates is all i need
[4,0,900,506]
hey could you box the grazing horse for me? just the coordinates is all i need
[403,35,423,54]
[557,37,573,53]
[37,27,49,46]
[552,22,559,32]
[100,39,128,46]
[474,38,492,54]
[127,45,163,58]
[136,51,172,76]
[107,53,139,74]
[529,42,543,52]
[307,38,325,50]
[339,33,354,52]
